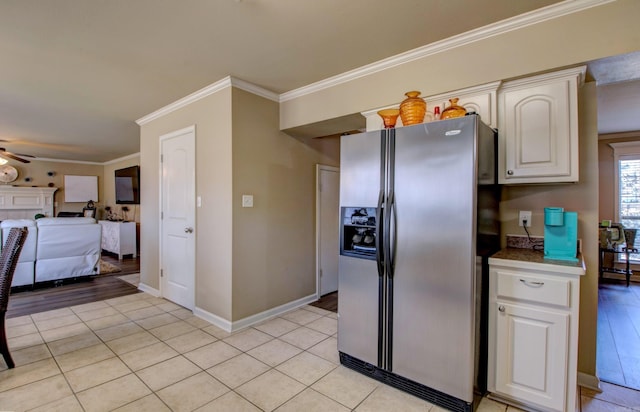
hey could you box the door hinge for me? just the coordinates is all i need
[161,211,163,219]
[319,269,323,277]
[160,269,163,277]
[160,154,163,163]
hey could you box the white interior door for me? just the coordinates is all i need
[160,126,196,310]
[317,165,339,296]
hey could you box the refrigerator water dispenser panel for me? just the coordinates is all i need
[340,207,377,260]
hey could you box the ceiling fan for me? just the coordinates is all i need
[0,141,35,163]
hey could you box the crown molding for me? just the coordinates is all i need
[230,77,280,102]
[32,157,105,165]
[103,152,141,165]
[32,152,140,166]
[279,0,613,102]
[600,131,640,140]
[136,77,232,125]
[136,76,278,126]
[134,0,612,124]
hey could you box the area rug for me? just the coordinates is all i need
[99,259,122,274]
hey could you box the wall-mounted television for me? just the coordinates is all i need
[115,165,140,204]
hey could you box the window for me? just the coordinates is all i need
[611,142,640,261]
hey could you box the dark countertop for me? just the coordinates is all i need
[490,247,585,271]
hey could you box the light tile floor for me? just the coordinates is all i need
[1,292,639,411]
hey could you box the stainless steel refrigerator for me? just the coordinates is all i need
[338,114,500,412]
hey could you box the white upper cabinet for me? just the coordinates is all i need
[362,81,500,131]
[498,66,585,184]
[424,81,500,128]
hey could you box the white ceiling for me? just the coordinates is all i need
[0,0,637,163]
[589,51,640,136]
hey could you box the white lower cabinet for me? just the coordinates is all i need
[488,254,584,412]
[494,302,569,411]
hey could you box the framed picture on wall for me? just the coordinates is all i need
[64,175,98,202]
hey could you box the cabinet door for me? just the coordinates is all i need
[501,82,573,182]
[495,302,569,411]
[426,92,495,126]
[498,67,583,184]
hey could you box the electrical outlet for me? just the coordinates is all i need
[519,211,532,227]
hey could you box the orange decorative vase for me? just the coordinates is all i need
[440,98,467,120]
[399,91,426,126]
[377,109,400,128]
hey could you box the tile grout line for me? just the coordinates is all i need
[6,297,348,411]
[82,297,336,410]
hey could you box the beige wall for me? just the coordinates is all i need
[5,159,103,215]
[6,156,143,220]
[140,88,234,319]
[231,88,339,320]
[499,83,599,375]
[280,0,640,135]
[103,155,141,223]
[139,86,340,323]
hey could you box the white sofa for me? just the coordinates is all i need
[1,217,102,286]
[1,219,37,287]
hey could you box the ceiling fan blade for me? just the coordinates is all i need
[0,151,30,163]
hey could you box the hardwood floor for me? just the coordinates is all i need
[6,254,140,319]
[7,253,337,320]
[100,252,140,275]
[310,291,337,313]
[597,277,640,391]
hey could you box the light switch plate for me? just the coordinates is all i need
[242,195,254,208]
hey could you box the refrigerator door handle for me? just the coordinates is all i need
[389,191,397,276]
[376,190,384,278]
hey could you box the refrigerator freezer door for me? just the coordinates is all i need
[391,117,479,402]
[338,130,383,367]
[339,131,382,207]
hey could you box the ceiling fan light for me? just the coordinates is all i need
[0,157,8,165]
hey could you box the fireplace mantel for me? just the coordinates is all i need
[0,186,58,219]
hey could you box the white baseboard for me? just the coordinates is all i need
[193,307,233,332]
[578,372,602,392]
[194,293,318,333]
[137,282,160,297]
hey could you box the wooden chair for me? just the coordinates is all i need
[0,227,28,369]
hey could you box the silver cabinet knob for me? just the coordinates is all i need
[498,305,505,313]
[507,170,514,176]
[184,227,194,233]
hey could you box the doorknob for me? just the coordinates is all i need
[184,227,194,233]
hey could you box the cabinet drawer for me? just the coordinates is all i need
[496,271,570,307]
